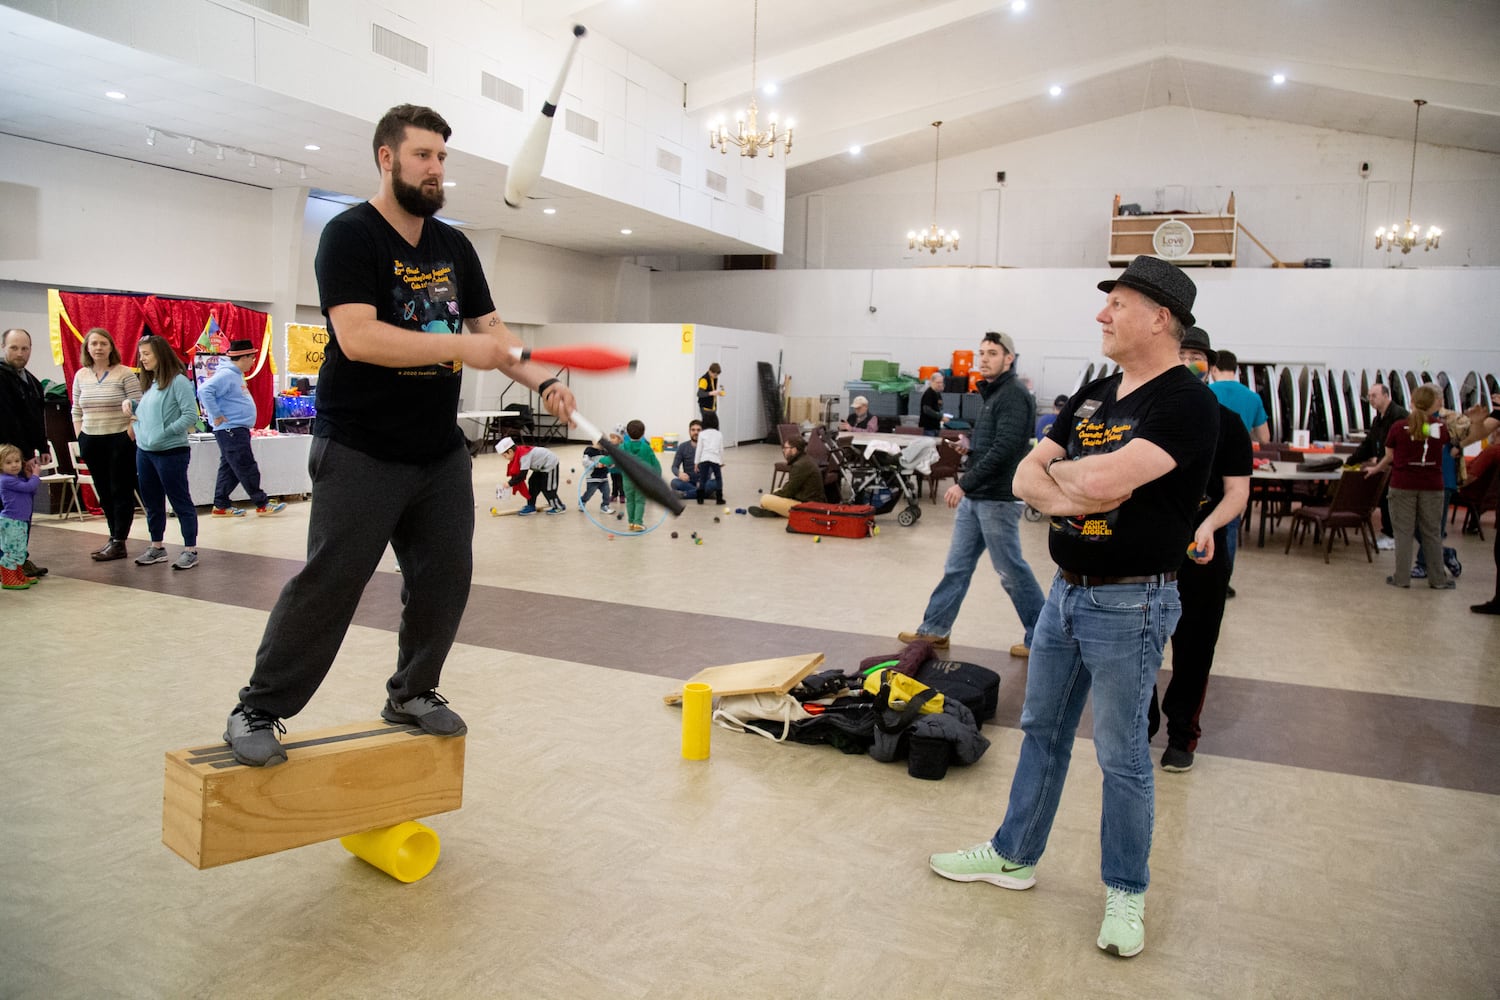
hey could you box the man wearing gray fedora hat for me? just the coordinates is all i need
[928,255,1219,960]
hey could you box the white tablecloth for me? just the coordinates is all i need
[187,434,313,505]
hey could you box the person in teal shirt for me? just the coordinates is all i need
[1206,346,1268,594]
[1207,349,1269,444]
[123,335,202,569]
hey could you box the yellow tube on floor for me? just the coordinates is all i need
[681,682,712,760]
[340,821,441,882]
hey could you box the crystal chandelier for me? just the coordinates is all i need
[908,121,958,254]
[709,0,793,158]
[1375,99,1442,254]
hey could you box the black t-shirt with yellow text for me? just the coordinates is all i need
[313,202,495,464]
[1045,367,1218,576]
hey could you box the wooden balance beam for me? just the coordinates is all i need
[163,720,465,870]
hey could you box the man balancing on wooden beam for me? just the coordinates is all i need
[223,104,576,767]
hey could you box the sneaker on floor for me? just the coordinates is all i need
[1384,575,1409,589]
[1225,584,1236,598]
[172,551,198,571]
[629,523,645,532]
[545,505,565,514]
[516,504,538,516]
[21,559,46,578]
[1428,579,1456,590]
[212,507,246,518]
[600,504,615,515]
[1411,563,1427,579]
[134,546,169,566]
[1009,643,1030,658]
[1161,746,1195,772]
[256,501,287,516]
[1375,536,1395,551]
[1471,600,1500,615]
[382,690,467,736]
[747,505,777,517]
[577,502,585,512]
[224,703,287,767]
[928,842,1036,889]
[897,630,950,650]
[1097,887,1147,958]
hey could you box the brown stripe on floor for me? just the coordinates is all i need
[31,524,1500,795]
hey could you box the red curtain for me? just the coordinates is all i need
[58,293,275,427]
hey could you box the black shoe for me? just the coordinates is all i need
[696,497,704,505]
[1224,585,1236,599]
[224,703,288,767]
[716,494,726,505]
[91,539,128,562]
[1471,600,1500,616]
[1161,746,1195,772]
[748,506,777,517]
[382,690,467,736]
[21,559,46,578]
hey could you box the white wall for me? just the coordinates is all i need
[785,107,1500,270]
[645,267,1500,406]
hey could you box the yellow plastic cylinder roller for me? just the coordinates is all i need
[340,821,441,882]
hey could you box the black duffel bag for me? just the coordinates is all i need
[913,659,1001,723]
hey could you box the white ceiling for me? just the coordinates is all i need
[2,0,1498,259]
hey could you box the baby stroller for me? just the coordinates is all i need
[833,436,924,527]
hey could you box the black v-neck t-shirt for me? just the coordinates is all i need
[313,202,495,463]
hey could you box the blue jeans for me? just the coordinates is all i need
[991,574,1182,893]
[213,426,269,508]
[918,497,1044,646]
[136,447,198,546]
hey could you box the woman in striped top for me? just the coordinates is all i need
[70,327,142,561]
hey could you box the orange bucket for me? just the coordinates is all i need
[952,350,973,377]
[918,365,940,381]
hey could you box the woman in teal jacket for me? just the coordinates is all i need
[124,336,202,570]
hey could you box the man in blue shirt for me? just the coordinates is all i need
[1206,346,1268,594]
[197,339,286,517]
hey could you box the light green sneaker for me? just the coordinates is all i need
[1097,887,1146,957]
[928,842,1036,889]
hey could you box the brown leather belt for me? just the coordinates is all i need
[1058,569,1177,587]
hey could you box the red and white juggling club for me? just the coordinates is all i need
[509,344,636,372]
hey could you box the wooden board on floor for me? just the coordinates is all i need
[662,652,825,705]
[163,720,464,870]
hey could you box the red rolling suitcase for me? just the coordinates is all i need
[785,502,875,539]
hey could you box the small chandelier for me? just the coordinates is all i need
[908,121,958,254]
[1375,99,1442,254]
[709,0,793,159]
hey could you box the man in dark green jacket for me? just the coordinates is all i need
[898,331,1044,658]
[751,437,825,517]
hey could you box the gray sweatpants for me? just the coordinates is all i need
[239,436,475,718]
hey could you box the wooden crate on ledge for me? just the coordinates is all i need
[1108,192,1237,267]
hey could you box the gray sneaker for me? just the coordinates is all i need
[224,703,287,767]
[134,546,169,566]
[172,550,199,571]
[382,690,467,736]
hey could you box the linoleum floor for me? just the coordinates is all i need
[5,442,1498,999]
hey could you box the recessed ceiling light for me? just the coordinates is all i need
[1049,85,1063,97]
[849,145,862,156]
[1011,0,1026,11]
[763,82,778,95]
[620,228,632,235]
[105,90,126,100]
[303,144,320,152]
[542,207,557,215]
[443,181,456,187]
[1272,73,1287,85]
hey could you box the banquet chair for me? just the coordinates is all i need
[1450,462,1499,540]
[64,441,95,519]
[36,446,79,520]
[925,441,962,502]
[769,423,802,493]
[1284,468,1389,563]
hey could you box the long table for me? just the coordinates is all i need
[187,433,313,505]
[1250,463,1345,547]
